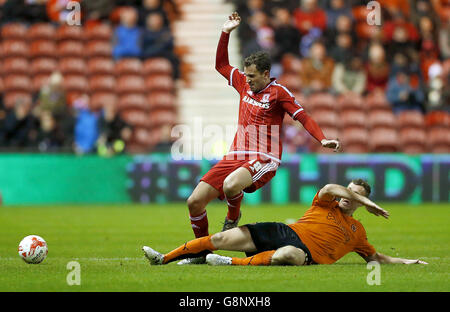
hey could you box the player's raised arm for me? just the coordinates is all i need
[215,12,240,75]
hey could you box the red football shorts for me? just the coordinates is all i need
[200,156,279,200]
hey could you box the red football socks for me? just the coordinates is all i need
[225,191,243,221]
[190,210,209,238]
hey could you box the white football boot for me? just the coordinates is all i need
[206,254,232,266]
[142,246,164,265]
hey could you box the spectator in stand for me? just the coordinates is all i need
[365,43,390,92]
[112,7,142,60]
[377,0,410,19]
[439,20,450,59]
[272,7,301,63]
[425,62,450,112]
[299,41,335,94]
[46,0,81,24]
[332,55,367,95]
[142,12,179,78]
[138,0,169,27]
[386,68,425,114]
[293,0,327,35]
[0,98,38,149]
[1,0,27,23]
[241,11,275,59]
[325,0,352,31]
[324,14,354,50]
[36,72,66,118]
[329,32,354,65]
[73,95,99,154]
[97,102,132,157]
[282,118,310,153]
[382,10,420,59]
[82,0,114,23]
[34,110,66,152]
[233,0,265,45]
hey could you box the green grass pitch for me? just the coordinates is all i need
[0,202,448,292]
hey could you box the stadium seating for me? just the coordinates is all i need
[368,111,397,130]
[399,128,427,154]
[340,110,367,131]
[428,128,450,153]
[341,128,370,153]
[370,128,399,152]
[398,110,425,130]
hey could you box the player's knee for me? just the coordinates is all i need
[271,246,306,266]
[187,195,205,215]
[223,176,241,197]
[210,232,226,248]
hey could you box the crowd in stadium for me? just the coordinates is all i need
[0,0,448,154]
[228,0,449,153]
[0,0,179,154]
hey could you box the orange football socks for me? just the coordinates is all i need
[231,250,275,266]
[163,235,216,264]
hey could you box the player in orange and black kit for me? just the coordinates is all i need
[142,179,428,266]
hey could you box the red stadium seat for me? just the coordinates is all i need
[311,110,339,128]
[2,40,29,58]
[62,75,88,93]
[56,25,85,41]
[2,58,29,75]
[368,111,396,130]
[425,111,449,129]
[86,40,112,58]
[117,94,150,111]
[115,58,143,76]
[27,23,56,41]
[399,128,427,154]
[304,93,336,114]
[30,40,58,58]
[340,110,367,131]
[31,58,58,76]
[131,127,161,147]
[1,23,28,40]
[143,58,173,76]
[277,73,302,93]
[370,128,399,152]
[281,54,302,74]
[90,93,118,111]
[337,93,365,113]
[87,58,115,76]
[121,109,151,128]
[145,75,175,93]
[147,92,177,110]
[3,92,33,109]
[3,75,32,92]
[85,23,113,41]
[32,74,52,91]
[397,111,425,129]
[149,109,178,127]
[117,75,146,94]
[341,128,370,153]
[89,75,116,93]
[59,58,87,75]
[57,41,84,58]
[352,6,369,21]
[428,128,450,153]
[366,91,392,113]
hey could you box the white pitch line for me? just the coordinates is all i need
[0,257,144,261]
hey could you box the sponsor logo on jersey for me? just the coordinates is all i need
[243,95,270,109]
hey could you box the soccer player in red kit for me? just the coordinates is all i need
[183,12,340,263]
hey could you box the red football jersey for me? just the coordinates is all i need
[216,31,326,162]
[225,70,304,162]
